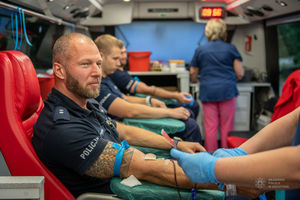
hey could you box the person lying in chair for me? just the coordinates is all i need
[32,33,206,197]
[94,34,201,143]
[32,33,259,199]
[109,40,199,119]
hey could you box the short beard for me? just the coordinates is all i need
[65,69,100,99]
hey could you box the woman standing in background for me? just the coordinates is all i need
[190,18,244,151]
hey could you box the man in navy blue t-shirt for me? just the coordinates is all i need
[108,44,199,119]
[94,34,202,143]
[32,33,207,198]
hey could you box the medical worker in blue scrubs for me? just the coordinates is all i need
[190,18,244,151]
[171,106,300,199]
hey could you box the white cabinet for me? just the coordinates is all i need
[0,176,44,199]
[234,88,252,131]
[234,83,271,131]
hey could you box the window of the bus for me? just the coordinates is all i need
[0,7,81,73]
[277,21,300,94]
[115,20,207,67]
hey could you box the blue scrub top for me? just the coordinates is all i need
[190,40,242,102]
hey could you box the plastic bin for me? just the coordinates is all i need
[38,74,54,100]
[128,51,151,72]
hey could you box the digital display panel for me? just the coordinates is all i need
[200,7,225,19]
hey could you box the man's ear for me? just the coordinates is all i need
[53,62,66,80]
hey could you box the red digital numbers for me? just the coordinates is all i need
[202,8,213,17]
[212,8,223,17]
[201,7,224,18]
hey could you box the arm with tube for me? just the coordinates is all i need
[130,81,193,104]
[171,107,300,190]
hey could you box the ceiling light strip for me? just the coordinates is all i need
[227,0,250,10]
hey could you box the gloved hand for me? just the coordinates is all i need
[213,148,248,158]
[213,148,248,190]
[170,148,221,184]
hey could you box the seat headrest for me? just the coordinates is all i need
[2,51,41,120]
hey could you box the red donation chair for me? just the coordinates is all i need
[0,51,75,200]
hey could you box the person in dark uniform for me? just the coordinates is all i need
[109,43,199,119]
[32,33,207,198]
[94,34,202,143]
[171,106,300,199]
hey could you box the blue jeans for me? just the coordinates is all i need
[169,100,200,120]
[172,117,202,144]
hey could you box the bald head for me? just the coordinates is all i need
[53,33,95,66]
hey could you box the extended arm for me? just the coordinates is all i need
[85,141,211,189]
[215,145,300,190]
[107,97,190,120]
[123,94,167,108]
[130,81,193,104]
[218,106,300,188]
[240,106,300,154]
[86,142,260,198]
[189,66,199,83]
[171,107,300,189]
[116,121,206,153]
[122,94,148,105]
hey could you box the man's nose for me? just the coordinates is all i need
[92,63,102,77]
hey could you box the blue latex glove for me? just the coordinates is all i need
[259,194,267,200]
[170,148,221,184]
[213,148,248,190]
[213,148,248,158]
